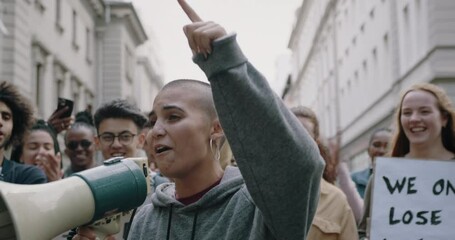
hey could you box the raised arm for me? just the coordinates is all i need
[338,162,364,223]
[178,1,325,239]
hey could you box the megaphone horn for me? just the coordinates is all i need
[0,157,148,240]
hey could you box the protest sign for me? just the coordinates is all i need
[370,157,455,240]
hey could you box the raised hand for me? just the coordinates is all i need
[177,0,202,22]
[35,152,63,182]
[48,106,74,133]
[177,0,227,57]
[71,226,116,240]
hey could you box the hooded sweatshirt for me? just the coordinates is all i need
[128,34,325,240]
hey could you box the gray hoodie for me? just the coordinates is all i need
[128,34,324,240]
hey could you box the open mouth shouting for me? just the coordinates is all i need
[154,144,172,156]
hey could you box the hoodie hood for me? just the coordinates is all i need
[152,166,244,210]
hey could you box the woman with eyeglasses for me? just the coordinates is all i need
[11,119,62,182]
[63,111,97,177]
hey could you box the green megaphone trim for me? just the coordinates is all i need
[74,157,148,223]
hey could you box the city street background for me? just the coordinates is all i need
[1,0,454,171]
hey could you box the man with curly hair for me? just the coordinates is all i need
[0,81,46,184]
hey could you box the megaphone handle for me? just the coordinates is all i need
[91,219,120,240]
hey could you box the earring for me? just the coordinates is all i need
[210,138,221,162]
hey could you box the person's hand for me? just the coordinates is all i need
[337,162,350,179]
[177,0,227,58]
[72,226,116,240]
[48,106,74,133]
[36,153,63,182]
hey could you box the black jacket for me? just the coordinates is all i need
[1,158,47,184]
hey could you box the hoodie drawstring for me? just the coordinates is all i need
[166,205,173,240]
[166,205,199,240]
[166,204,198,240]
[190,211,199,240]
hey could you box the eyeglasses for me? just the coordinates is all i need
[98,132,136,146]
[66,140,93,150]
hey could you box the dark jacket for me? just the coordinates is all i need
[1,158,47,184]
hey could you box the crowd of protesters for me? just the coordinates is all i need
[1,1,454,239]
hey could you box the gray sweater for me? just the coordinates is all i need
[128,34,324,240]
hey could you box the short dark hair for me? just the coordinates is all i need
[65,110,96,143]
[94,99,147,133]
[369,128,391,145]
[161,79,217,119]
[0,81,34,149]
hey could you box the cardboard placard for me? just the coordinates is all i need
[370,157,455,240]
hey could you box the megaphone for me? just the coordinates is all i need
[0,157,149,240]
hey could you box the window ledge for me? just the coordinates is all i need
[126,72,133,83]
[55,23,64,34]
[34,0,46,13]
[72,42,79,51]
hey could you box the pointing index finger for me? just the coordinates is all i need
[177,0,203,22]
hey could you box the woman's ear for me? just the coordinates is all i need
[210,119,224,141]
[136,131,146,149]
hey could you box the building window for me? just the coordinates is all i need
[56,80,63,98]
[403,5,409,18]
[372,48,377,83]
[403,5,410,67]
[34,0,46,14]
[55,0,63,33]
[370,8,375,19]
[125,46,133,82]
[85,90,94,112]
[86,27,91,64]
[56,0,61,22]
[383,33,390,82]
[71,79,81,112]
[35,63,43,110]
[54,64,65,98]
[415,0,423,57]
[72,10,79,51]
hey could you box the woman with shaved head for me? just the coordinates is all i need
[74,1,324,239]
